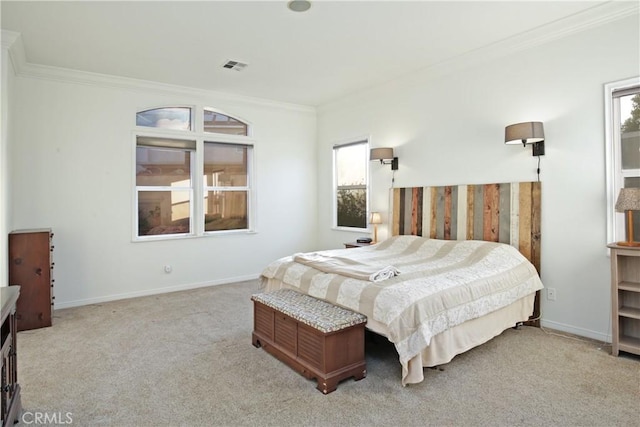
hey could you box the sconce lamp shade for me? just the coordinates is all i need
[370,148,394,161]
[615,187,640,247]
[369,212,382,224]
[370,147,399,170]
[505,121,545,156]
[505,122,545,145]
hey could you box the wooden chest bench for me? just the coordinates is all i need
[251,289,367,394]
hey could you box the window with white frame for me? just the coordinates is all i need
[135,106,253,240]
[333,140,369,229]
[203,142,251,232]
[605,78,640,244]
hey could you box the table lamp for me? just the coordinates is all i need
[369,212,382,243]
[615,188,640,247]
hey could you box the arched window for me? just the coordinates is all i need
[203,109,248,136]
[134,106,253,240]
[136,107,192,131]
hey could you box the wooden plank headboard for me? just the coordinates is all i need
[391,181,541,325]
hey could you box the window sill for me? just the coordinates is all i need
[332,226,370,234]
[133,229,256,242]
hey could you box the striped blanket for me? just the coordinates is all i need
[260,235,543,384]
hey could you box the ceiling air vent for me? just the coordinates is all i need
[222,60,248,71]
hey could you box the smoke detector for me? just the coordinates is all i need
[222,60,248,71]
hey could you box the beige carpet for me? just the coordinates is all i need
[15,280,640,426]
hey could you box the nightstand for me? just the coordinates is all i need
[344,242,373,248]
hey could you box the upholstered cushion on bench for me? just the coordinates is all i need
[251,289,367,333]
[251,289,367,394]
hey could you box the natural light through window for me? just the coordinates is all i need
[605,78,640,244]
[134,106,253,240]
[334,141,369,229]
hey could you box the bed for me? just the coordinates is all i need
[260,181,543,385]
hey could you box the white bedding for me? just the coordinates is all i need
[260,235,544,385]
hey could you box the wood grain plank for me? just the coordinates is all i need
[531,181,541,274]
[411,187,423,236]
[450,186,459,240]
[483,183,500,242]
[466,185,475,240]
[422,187,431,238]
[518,182,533,262]
[430,187,437,239]
[509,183,520,247]
[435,186,445,239]
[499,183,511,244]
[444,186,452,240]
[392,188,401,236]
[404,188,413,235]
[473,185,484,240]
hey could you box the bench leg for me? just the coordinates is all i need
[354,368,367,381]
[318,378,338,394]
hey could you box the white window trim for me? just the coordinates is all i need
[132,106,256,242]
[202,141,255,236]
[332,138,370,233]
[604,76,640,245]
[203,106,253,138]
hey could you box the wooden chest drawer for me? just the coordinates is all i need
[9,229,54,331]
[251,290,367,394]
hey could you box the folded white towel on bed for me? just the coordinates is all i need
[293,252,400,283]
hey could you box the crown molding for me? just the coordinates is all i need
[4,1,638,113]
[318,0,640,112]
[1,30,20,50]
[1,30,26,76]
[1,29,314,114]
[483,1,639,60]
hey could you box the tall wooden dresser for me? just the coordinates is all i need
[8,229,54,331]
[1,286,21,426]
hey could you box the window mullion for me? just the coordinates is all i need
[194,139,204,236]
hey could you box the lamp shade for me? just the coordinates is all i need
[370,147,394,161]
[505,122,545,145]
[615,188,640,212]
[369,212,382,224]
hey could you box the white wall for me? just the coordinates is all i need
[1,37,17,287]
[316,15,640,341]
[1,50,10,286]
[6,67,318,307]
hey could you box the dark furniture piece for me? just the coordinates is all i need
[251,289,367,394]
[1,286,21,426]
[9,229,54,331]
[343,241,372,248]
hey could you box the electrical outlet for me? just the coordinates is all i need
[547,288,556,301]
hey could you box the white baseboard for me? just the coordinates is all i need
[540,319,611,343]
[53,274,260,310]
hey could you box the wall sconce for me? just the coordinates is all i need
[370,147,398,170]
[615,187,640,247]
[505,122,545,156]
[369,212,382,243]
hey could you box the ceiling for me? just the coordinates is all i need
[0,1,627,107]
